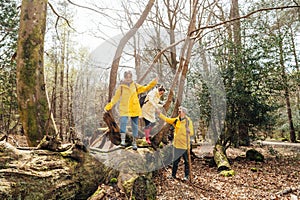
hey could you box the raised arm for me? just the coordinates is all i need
[135,77,158,94]
[158,113,177,125]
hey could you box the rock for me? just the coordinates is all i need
[246,149,264,162]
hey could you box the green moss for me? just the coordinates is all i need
[220,169,235,177]
[138,139,149,147]
[132,176,157,200]
[159,142,163,148]
[123,176,137,195]
[110,178,117,184]
[60,149,72,157]
[250,167,258,172]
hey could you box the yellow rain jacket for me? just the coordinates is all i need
[159,113,194,149]
[105,79,157,117]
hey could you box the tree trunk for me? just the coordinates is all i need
[59,30,65,141]
[66,31,71,140]
[103,111,121,145]
[289,26,300,140]
[238,122,250,146]
[151,0,199,146]
[16,0,57,147]
[278,36,296,142]
[213,144,231,171]
[0,141,106,199]
[230,0,241,51]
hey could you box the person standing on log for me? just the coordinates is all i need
[104,70,158,150]
[157,106,194,180]
[141,85,166,144]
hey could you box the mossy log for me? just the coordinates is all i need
[89,144,162,199]
[0,141,111,200]
[89,135,173,199]
[213,144,231,172]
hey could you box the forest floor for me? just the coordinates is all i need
[88,141,300,200]
[6,134,300,200]
[153,143,300,200]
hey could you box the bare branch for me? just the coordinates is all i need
[66,0,115,20]
[138,38,185,82]
[47,2,76,41]
[190,5,300,38]
[293,0,299,6]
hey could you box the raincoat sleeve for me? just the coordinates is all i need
[159,113,177,125]
[104,86,121,111]
[135,78,157,94]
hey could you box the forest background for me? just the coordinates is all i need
[1,0,299,146]
[0,0,300,199]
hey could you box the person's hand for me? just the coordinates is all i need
[154,76,159,82]
[186,128,190,135]
[155,109,161,115]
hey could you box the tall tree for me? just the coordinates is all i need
[16,0,57,146]
[277,31,296,142]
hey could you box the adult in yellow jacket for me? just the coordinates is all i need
[158,106,194,180]
[104,70,157,150]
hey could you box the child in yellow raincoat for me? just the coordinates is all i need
[104,70,157,150]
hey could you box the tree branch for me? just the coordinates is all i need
[66,0,114,20]
[47,2,76,40]
[138,38,185,82]
[190,5,300,38]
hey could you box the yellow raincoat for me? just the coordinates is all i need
[159,113,194,149]
[105,79,157,116]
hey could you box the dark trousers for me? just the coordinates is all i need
[172,147,189,178]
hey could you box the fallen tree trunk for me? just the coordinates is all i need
[213,144,231,171]
[89,140,167,199]
[0,141,111,200]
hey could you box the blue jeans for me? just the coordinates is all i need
[120,116,139,137]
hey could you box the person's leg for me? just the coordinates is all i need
[148,122,155,135]
[131,116,139,150]
[119,116,128,146]
[171,148,184,178]
[182,150,189,179]
[144,119,152,144]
